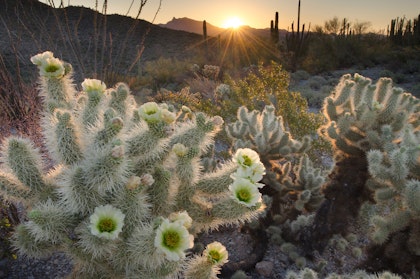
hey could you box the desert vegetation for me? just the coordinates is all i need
[0,0,420,278]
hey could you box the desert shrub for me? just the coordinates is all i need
[379,69,407,84]
[137,57,192,91]
[291,70,311,81]
[410,82,420,97]
[223,61,325,138]
[222,61,332,161]
[379,69,395,79]
[299,32,390,73]
[0,54,41,125]
[183,64,224,104]
[150,87,214,115]
[383,47,420,72]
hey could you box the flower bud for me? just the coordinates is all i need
[172,143,188,157]
[126,176,141,190]
[111,145,124,159]
[140,173,155,187]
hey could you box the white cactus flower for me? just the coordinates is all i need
[161,108,176,124]
[30,51,54,66]
[233,148,262,168]
[154,219,194,261]
[169,211,193,229]
[138,102,162,123]
[232,148,265,182]
[89,205,125,240]
[231,162,266,185]
[82,78,106,93]
[37,57,65,78]
[229,177,262,207]
[204,241,228,265]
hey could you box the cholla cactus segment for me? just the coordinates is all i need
[0,137,48,197]
[320,73,420,156]
[366,125,420,252]
[226,105,311,161]
[404,180,420,214]
[0,172,32,202]
[0,52,266,278]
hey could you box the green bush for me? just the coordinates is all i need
[223,61,325,141]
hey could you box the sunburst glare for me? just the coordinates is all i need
[223,16,244,29]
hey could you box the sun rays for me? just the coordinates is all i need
[222,16,244,29]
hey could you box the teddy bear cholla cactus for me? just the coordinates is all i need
[309,73,420,273]
[226,105,325,218]
[0,51,266,278]
[366,124,420,257]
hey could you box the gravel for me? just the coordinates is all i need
[1,253,73,279]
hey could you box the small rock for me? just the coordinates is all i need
[255,261,274,277]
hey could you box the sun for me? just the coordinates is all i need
[223,16,244,29]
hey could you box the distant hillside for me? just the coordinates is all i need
[0,0,205,82]
[1,0,282,83]
[158,17,224,37]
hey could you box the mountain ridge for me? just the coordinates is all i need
[158,17,287,39]
[158,17,224,36]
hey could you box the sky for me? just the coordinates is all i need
[44,0,419,32]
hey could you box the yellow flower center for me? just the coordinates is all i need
[208,250,222,263]
[45,64,59,73]
[237,189,251,202]
[163,230,180,249]
[242,155,252,166]
[146,109,157,115]
[98,218,116,233]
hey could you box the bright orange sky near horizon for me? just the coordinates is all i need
[45,0,419,32]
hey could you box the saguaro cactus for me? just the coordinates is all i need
[270,12,279,43]
[0,51,267,278]
[285,0,311,71]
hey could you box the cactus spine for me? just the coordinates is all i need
[0,52,267,278]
